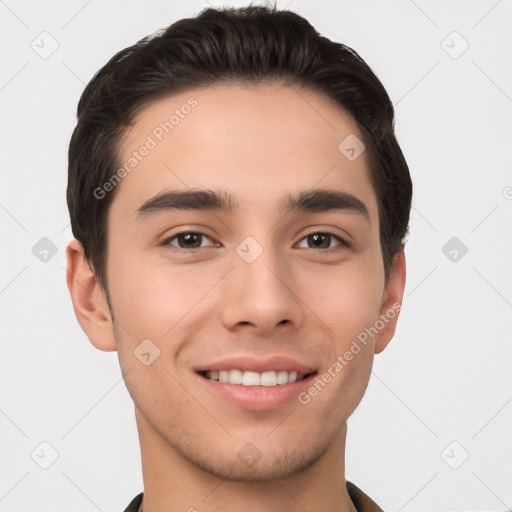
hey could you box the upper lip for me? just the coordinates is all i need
[194,355,316,375]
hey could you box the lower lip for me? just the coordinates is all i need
[197,372,316,411]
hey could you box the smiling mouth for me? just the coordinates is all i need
[198,369,317,387]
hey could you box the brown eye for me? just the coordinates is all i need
[297,232,349,250]
[163,232,213,250]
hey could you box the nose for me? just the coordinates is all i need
[219,241,304,336]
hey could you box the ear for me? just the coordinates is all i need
[374,250,406,354]
[65,239,117,352]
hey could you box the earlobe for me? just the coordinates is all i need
[374,250,406,354]
[65,239,117,352]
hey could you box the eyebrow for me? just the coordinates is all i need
[135,188,370,223]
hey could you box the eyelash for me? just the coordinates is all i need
[160,230,351,252]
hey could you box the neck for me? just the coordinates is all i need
[135,407,357,512]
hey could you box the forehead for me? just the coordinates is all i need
[112,83,378,222]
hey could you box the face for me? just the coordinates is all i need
[75,83,405,481]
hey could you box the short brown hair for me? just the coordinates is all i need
[67,5,412,292]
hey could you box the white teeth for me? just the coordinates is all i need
[205,369,304,386]
[260,371,277,387]
[276,370,289,384]
[242,371,260,386]
[229,369,243,384]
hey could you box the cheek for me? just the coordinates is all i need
[107,257,203,411]
[108,248,178,324]
[107,253,220,353]
[307,260,384,343]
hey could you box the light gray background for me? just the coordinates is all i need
[1,1,511,511]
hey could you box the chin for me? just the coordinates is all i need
[186,440,329,482]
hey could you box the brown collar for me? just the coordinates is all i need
[133,480,383,512]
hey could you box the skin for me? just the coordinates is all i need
[66,83,406,512]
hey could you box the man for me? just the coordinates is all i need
[65,5,412,511]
